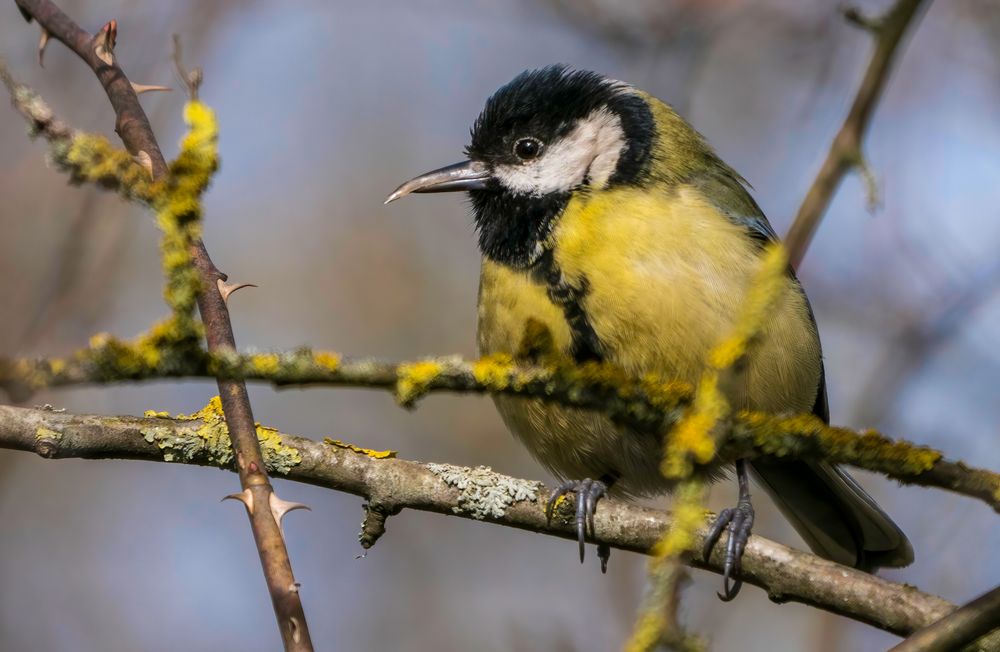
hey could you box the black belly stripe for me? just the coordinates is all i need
[530,249,604,363]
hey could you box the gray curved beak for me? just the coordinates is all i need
[384,160,490,205]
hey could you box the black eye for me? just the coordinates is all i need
[513,138,542,160]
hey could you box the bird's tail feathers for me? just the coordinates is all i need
[749,459,913,570]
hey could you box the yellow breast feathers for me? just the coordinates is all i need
[478,185,822,414]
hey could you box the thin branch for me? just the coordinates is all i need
[0,403,972,641]
[784,0,931,269]
[889,585,1000,652]
[8,2,313,649]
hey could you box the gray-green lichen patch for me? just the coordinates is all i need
[255,424,302,475]
[427,463,540,520]
[138,397,301,474]
[140,424,225,465]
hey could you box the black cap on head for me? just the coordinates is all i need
[466,65,654,186]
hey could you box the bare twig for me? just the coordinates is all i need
[171,34,201,100]
[9,2,313,648]
[784,0,931,269]
[0,403,975,641]
[889,585,1000,652]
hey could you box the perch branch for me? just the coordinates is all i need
[0,402,981,643]
[2,345,998,513]
[8,1,313,648]
[784,0,931,269]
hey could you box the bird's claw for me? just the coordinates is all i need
[546,478,608,571]
[703,495,754,601]
[703,459,755,601]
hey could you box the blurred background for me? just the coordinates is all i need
[1,0,999,650]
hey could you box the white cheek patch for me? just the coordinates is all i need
[493,108,626,196]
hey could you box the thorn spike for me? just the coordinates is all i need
[269,492,310,529]
[131,82,172,95]
[94,20,117,66]
[38,28,50,68]
[217,278,258,304]
[133,151,153,179]
[222,488,254,514]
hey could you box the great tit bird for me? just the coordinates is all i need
[386,66,912,597]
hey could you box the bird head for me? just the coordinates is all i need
[386,66,713,268]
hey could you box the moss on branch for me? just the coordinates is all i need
[1,345,998,511]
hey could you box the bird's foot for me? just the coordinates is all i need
[545,478,609,571]
[703,459,754,601]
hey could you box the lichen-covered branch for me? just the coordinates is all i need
[3,344,998,513]
[0,402,970,641]
[784,0,931,269]
[7,1,313,647]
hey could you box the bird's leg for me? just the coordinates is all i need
[545,475,615,572]
[702,459,754,601]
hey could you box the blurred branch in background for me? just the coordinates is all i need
[784,0,930,270]
[8,0,314,648]
[0,401,981,643]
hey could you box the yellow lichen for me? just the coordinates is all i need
[324,438,397,459]
[652,483,708,558]
[661,374,727,479]
[624,480,708,652]
[89,332,112,348]
[143,410,171,418]
[639,375,693,411]
[314,351,341,371]
[251,353,281,375]
[139,396,301,473]
[64,133,158,203]
[255,424,303,475]
[396,360,444,406]
[35,426,62,442]
[471,353,515,390]
[48,358,66,376]
[150,100,218,326]
[742,411,943,475]
[624,611,663,652]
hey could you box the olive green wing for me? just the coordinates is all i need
[688,166,912,569]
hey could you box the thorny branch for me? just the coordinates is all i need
[0,402,987,644]
[784,0,931,269]
[9,1,313,649]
